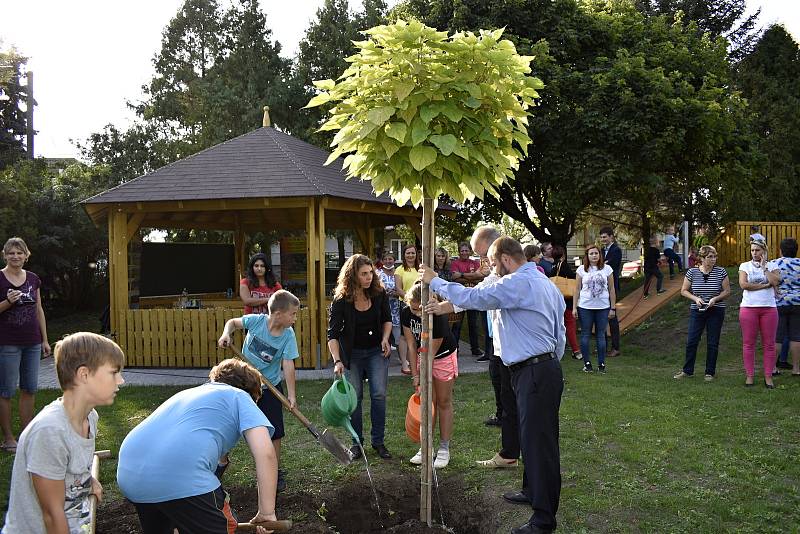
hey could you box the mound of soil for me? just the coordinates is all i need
[97,471,498,534]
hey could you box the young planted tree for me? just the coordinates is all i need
[306,19,541,524]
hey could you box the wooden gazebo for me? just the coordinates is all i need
[83,121,439,368]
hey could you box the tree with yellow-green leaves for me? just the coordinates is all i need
[306,19,542,525]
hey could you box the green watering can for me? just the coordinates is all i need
[321,374,359,442]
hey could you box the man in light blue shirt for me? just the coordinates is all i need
[422,236,565,534]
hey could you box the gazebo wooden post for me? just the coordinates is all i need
[317,199,328,368]
[108,209,130,341]
[233,213,245,283]
[305,198,319,369]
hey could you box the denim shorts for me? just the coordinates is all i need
[0,344,41,397]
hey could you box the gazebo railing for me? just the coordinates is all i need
[116,307,318,368]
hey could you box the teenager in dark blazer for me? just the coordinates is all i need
[327,254,393,460]
[599,227,622,357]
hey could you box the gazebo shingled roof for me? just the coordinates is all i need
[83,127,398,205]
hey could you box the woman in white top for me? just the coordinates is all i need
[738,236,781,388]
[573,244,616,373]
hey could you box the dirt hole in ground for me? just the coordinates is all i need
[97,470,497,534]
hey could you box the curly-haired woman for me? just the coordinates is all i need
[327,254,393,460]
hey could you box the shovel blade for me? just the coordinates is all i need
[319,428,353,465]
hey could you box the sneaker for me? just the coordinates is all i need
[472,348,484,357]
[608,349,621,358]
[643,294,650,300]
[704,374,714,381]
[657,289,667,295]
[350,444,363,460]
[582,362,593,373]
[673,371,692,379]
[433,448,450,469]
[572,350,583,360]
[598,364,606,373]
[410,449,423,465]
[476,353,490,362]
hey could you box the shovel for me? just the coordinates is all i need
[227,345,353,465]
[89,449,112,534]
[236,519,293,532]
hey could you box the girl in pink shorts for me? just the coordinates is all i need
[401,282,459,468]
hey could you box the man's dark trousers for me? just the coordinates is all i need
[499,361,520,460]
[511,358,564,531]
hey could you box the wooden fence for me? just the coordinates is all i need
[714,221,800,266]
[117,307,319,368]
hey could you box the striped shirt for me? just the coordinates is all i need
[685,267,728,309]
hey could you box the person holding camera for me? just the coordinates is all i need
[673,245,730,381]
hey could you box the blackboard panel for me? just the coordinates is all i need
[140,243,235,297]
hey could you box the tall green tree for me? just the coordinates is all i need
[733,24,800,221]
[0,45,29,169]
[135,0,291,150]
[635,0,760,59]
[289,0,388,146]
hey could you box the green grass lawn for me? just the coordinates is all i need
[2,284,798,532]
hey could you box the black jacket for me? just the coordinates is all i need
[603,242,622,292]
[327,291,392,368]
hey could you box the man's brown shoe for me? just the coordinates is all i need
[608,349,620,358]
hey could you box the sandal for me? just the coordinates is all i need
[476,453,517,468]
[400,368,412,376]
[1,441,17,454]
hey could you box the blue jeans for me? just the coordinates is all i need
[346,347,389,446]
[0,344,41,397]
[578,308,609,366]
[664,249,683,275]
[682,306,725,376]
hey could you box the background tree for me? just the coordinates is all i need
[402,0,756,245]
[0,45,29,169]
[289,0,388,146]
[634,0,760,60]
[0,159,110,310]
[733,24,800,221]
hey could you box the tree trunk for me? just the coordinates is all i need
[419,197,435,526]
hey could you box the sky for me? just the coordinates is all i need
[1,0,798,160]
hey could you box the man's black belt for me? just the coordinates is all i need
[509,353,555,373]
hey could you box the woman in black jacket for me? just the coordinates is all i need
[327,254,393,460]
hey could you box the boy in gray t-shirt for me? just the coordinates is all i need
[3,333,125,534]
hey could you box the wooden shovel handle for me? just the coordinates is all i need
[236,519,293,532]
[227,345,315,430]
[89,450,112,534]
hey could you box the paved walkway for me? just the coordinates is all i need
[37,340,491,389]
